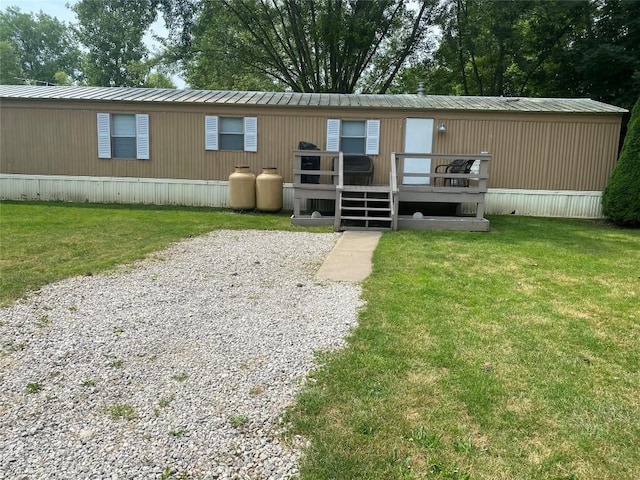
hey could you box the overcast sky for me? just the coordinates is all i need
[4,1,77,23]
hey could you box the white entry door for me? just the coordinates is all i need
[403,118,434,184]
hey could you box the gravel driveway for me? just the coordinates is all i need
[0,230,361,479]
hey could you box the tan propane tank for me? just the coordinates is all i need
[228,165,256,210]
[256,167,283,212]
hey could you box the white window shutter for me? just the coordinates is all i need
[366,119,380,155]
[244,116,258,152]
[205,115,219,150]
[97,113,111,159]
[326,119,340,152]
[135,114,150,160]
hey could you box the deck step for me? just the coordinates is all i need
[340,225,393,231]
[340,185,391,192]
[341,215,393,221]
[338,183,394,231]
[342,196,389,202]
[341,206,391,212]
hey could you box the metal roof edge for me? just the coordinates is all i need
[0,85,628,114]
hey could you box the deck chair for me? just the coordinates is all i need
[435,158,476,187]
[332,155,374,185]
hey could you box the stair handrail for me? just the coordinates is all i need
[390,153,399,231]
[390,152,399,194]
[333,151,344,231]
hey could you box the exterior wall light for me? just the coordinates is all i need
[438,122,447,132]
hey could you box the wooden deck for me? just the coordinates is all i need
[290,150,491,232]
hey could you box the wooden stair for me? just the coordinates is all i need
[336,185,394,231]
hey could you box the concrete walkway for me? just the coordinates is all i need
[316,231,382,282]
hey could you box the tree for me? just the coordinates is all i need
[144,71,176,88]
[182,1,283,91]
[72,0,159,87]
[544,0,640,113]
[170,0,438,93]
[403,0,591,97]
[0,41,23,84]
[602,96,640,226]
[0,6,81,85]
[53,71,73,86]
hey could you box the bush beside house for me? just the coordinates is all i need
[602,96,640,226]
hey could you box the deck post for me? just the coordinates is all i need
[334,152,344,231]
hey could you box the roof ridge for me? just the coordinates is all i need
[0,85,628,113]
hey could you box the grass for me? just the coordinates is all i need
[0,201,325,306]
[229,414,249,428]
[171,372,189,382]
[2,202,638,478]
[288,216,640,479]
[26,382,43,393]
[107,403,136,421]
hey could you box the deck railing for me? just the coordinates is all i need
[291,150,491,230]
[291,150,343,225]
[391,152,491,192]
[292,149,343,187]
[391,152,491,226]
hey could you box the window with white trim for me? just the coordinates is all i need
[205,116,257,152]
[326,119,380,155]
[341,120,366,154]
[97,113,149,160]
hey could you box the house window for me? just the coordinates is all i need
[111,114,137,158]
[341,120,366,154]
[326,119,380,155]
[205,116,257,152]
[219,117,244,151]
[97,113,149,160]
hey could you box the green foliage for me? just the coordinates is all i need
[393,0,592,97]
[107,403,136,421]
[26,382,43,393]
[392,0,639,111]
[177,0,438,93]
[144,71,176,89]
[72,0,158,87]
[229,414,248,428]
[0,40,23,84]
[602,96,640,226]
[545,0,640,112]
[183,1,284,91]
[0,6,81,85]
[53,71,73,86]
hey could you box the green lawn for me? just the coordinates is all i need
[0,201,323,306]
[1,202,638,479]
[289,216,640,479]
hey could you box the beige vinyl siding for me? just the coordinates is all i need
[0,99,621,191]
[432,115,621,190]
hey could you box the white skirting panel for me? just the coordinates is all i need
[1,175,603,218]
[484,189,603,218]
[0,174,295,210]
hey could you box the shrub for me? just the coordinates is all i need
[602,96,640,226]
